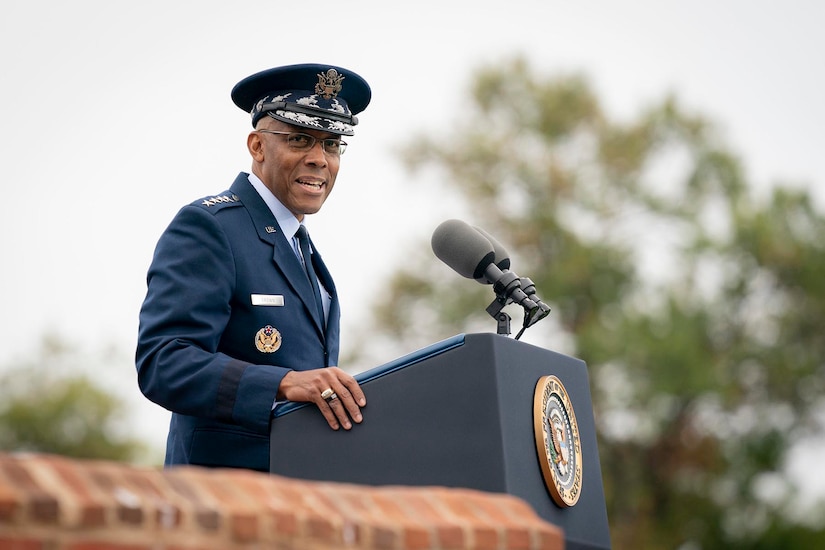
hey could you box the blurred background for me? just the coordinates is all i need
[2,1,824,547]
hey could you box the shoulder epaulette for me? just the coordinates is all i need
[200,194,241,207]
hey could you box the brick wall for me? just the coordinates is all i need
[0,453,563,549]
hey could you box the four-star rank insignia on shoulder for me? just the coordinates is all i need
[202,194,240,207]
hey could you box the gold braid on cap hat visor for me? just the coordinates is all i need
[261,100,359,126]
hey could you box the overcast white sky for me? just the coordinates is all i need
[2,0,824,490]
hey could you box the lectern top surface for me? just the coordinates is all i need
[272,334,466,418]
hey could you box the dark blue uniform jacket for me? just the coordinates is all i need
[136,173,340,471]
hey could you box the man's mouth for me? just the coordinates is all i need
[297,179,324,191]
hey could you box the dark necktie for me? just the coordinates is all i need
[295,225,325,327]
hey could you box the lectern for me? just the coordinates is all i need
[271,333,611,550]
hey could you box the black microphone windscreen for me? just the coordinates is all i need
[473,226,511,271]
[431,219,495,279]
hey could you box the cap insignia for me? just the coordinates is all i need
[315,69,345,99]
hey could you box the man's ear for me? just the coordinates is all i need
[247,132,265,162]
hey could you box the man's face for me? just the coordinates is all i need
[249,118,341,220]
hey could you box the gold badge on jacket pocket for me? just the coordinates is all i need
[251,294,285,306]
[255,325,282,353]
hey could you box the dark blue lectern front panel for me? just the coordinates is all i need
[270,333,610,550]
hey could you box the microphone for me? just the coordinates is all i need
[473,225,551,319]
[431,219,496,280]
[431,219,540,319]
[474,225,551,325]
[472,226,510,282]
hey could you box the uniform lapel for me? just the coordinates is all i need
[230,174,327,338]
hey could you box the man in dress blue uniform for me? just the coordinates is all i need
[136,64,370,471]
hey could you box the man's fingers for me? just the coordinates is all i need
[342,378,367,407]
[318,403,340,430]
[326,397,353,430]
[330,386,363,425]
[280,367,365,431]
[321,386,363,430]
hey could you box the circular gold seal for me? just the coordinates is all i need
[255,325,282,353]
[533,375,583,507]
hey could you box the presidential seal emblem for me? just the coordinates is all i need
[533,375,583,507]
[255,325,282,353]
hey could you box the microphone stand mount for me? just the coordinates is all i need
[484,272,551,339]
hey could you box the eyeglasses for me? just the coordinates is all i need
[257,130,347,156]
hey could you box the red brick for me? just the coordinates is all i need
[65,542,148,550]
[0,452,566,550]
[0,536,45,550]
[0,460,58,524]
[372,525,398,549]
[82,462,144,526]
[123,467,183,529]
[230,471,302,540]
[304,510,336,540]
[174,468,260,542]
[24,455,107,528]
[271,508,299,537]
[162,470,221,531]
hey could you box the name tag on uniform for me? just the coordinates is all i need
[251,294,284,306]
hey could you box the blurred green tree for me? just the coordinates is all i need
[0,336,150,463]
[359,57,825,548]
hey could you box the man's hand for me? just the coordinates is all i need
[277,367,366,430]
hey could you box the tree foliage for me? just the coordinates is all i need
[362,57,825,548]
[0,336,150,463]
